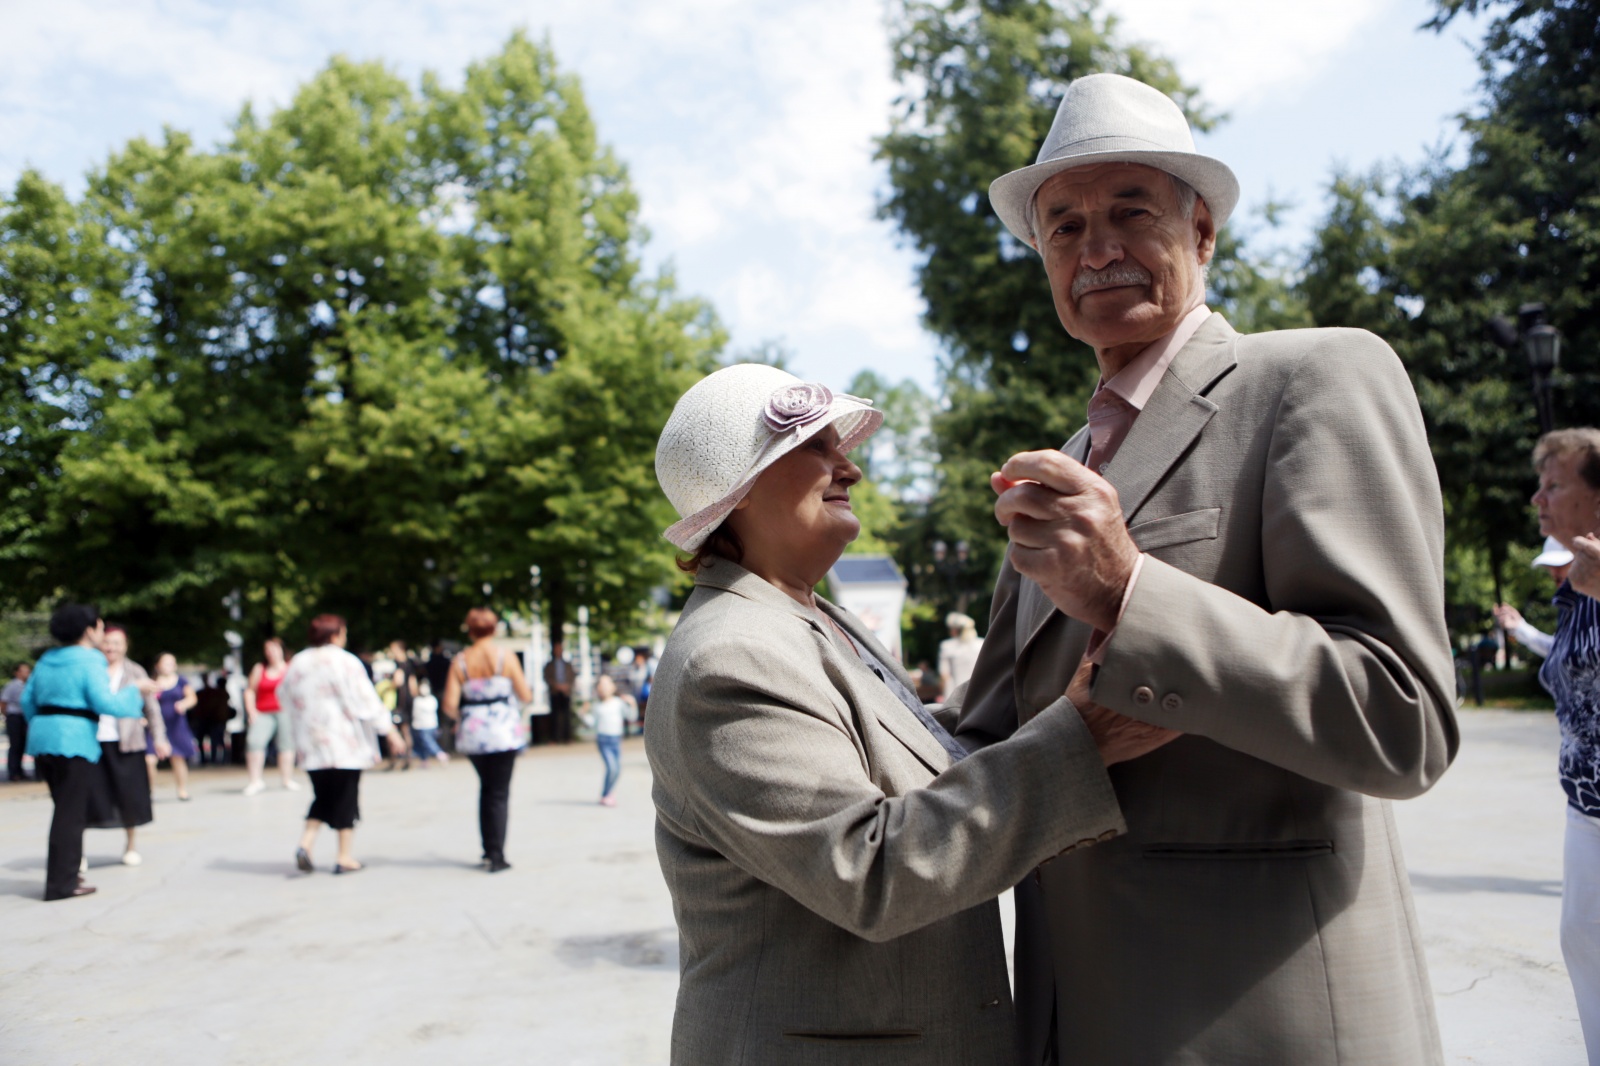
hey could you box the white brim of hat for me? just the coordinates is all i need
[1533,547,1575,568]
[989,147,1240,249]
[662,399,884,553]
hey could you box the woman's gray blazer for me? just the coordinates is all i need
[645,561,1125,1065]
[111,659,165,754]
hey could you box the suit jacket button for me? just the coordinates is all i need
[1132,686,1154,705]
[1161,693,1183,712]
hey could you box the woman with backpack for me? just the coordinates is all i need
[442,607,531,873]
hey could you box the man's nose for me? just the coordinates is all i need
[1079,220,1124,270]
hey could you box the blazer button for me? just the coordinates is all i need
[1161,693,1183,712]
[1132,686,1154,705]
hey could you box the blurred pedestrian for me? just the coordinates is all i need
[1494,536,1575,659]
[583,674,635,806]
[86,625,166,866]
[21,604,157,900]
[146,653,197,802]
[190,673,234,766]
[542,639,573,745]
[381,640,415,771]
[4,662,32,781]
[1526,429,1600,1062]
[936,611,982,701]
[278,614,402,874]
[409,678,447,767]
[443,607,531,873]
[243,638,297,795]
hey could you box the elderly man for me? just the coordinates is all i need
[950,74,1458,1065]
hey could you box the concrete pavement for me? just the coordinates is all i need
[0,710,1588,1064]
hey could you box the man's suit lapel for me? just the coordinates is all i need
[1016,314,1239,658]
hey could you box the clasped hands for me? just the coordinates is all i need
[993,450,1179,766]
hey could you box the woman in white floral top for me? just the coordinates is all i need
[278,613,401,874]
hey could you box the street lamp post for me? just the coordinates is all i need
[1488,302,1563,435]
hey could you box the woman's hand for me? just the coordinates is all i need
[1571,534,1600,599]
[136,678,162,697]
[155,740,172,759]
[1491,603,1526,630]
[1067,659,1181,767]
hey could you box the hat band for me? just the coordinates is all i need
[1040,133,1191,162]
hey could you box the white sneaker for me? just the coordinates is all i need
[282,778,301,792]
[242,781,265,796]
[79,856,88,874]
[122,850,142,866]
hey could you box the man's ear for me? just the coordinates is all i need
[1193,198,1217,267]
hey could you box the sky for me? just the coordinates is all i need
[0,0,1492,395]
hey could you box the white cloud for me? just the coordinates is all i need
[1108,0,1390,110]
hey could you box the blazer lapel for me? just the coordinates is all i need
[819,599,952,775]
[1101,313,1237,524]
[1015,314,1238,657]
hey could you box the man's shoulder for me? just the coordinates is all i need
[1226,325,1405,393]
[1234,324,1395,362]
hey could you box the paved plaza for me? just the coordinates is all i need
[0,711,1588,1064]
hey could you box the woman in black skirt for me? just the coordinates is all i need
[87,626,168,866]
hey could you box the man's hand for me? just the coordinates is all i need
[1067,659,1181,767]
[1571,534,1600,600]
[992,450,1140,631]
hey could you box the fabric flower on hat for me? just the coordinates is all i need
[763,383,835,433]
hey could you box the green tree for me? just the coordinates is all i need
[0,33,722,659]
[1301,0,1599,627]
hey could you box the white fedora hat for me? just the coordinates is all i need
[989,73,1239,248]
[1532,535,1574,569]
[656,364,882,552]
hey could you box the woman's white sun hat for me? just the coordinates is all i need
[1532,535,1575,569]
[988,73,1240,248]
[656,363,883,552]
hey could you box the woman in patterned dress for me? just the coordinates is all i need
[277,614,403,874]
[1531,428,1600,1061]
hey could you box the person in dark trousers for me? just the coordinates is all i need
[20,604,157,900]
[443,608,531,872]
[4,662,32,781]
[543,640,574,745]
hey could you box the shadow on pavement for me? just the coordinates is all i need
[555,928,678,971]
[0,877,43,898]
[1410,872,1562,897]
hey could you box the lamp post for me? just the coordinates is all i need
[931,539,970,613]
[527,565,548,717]
[1488,302,1562,435]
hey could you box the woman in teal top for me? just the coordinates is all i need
[22,604,155,901]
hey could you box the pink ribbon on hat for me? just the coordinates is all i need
[762,382,835,433]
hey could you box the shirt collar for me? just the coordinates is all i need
[1098,303,1213,412]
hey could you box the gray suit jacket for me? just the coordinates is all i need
[954,314,1458,1066]
[646,561,1125,1065]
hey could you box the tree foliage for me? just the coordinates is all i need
[0,33,722,659]
[1301,0,1599,624]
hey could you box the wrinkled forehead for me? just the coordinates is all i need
[1034,161,1179,208]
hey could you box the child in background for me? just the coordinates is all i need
[409,679,448,768]
[583,674,636,806]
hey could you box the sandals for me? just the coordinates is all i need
[333,862,363,875]
[295,848,314,873]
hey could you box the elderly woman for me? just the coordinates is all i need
[86,625,168,866]
[1528,428,1600,1059]
[278,614,402,874]
[646,364,1169,1064]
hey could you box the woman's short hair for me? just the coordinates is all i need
[308,614,346,647]
[1535,428,1600,490]
[48,603,101,645]
[676,523,745,575]
[465,607,499,640]
[103,624,128,640]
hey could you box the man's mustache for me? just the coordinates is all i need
[1071,265,1152,299]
